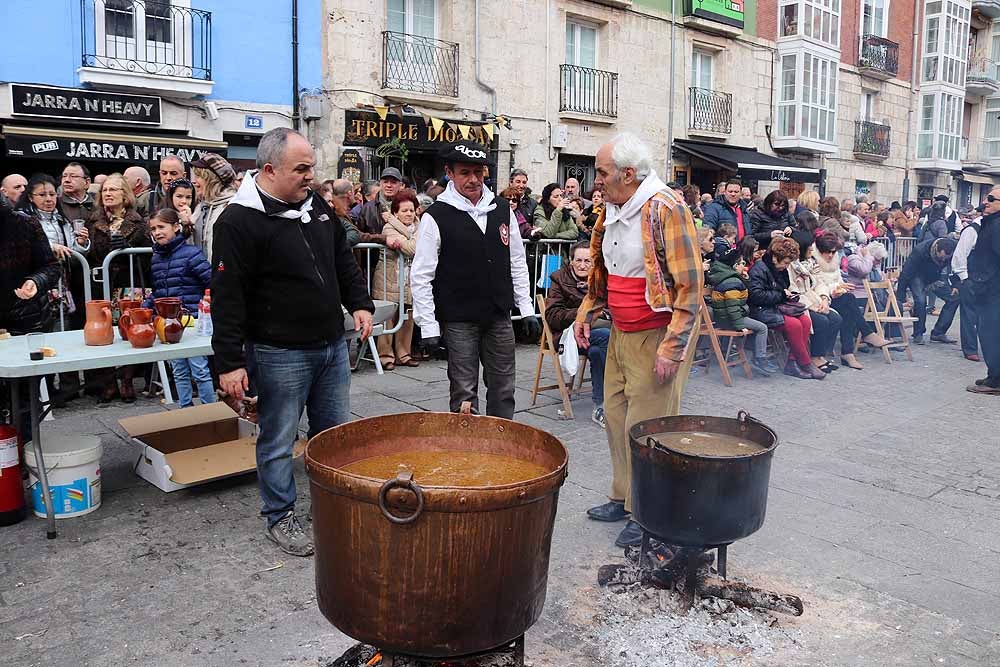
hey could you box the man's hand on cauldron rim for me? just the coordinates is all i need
[574,321,591,350]
[655,356,681,384]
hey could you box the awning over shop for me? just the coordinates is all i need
[2,125,227,163]
[960,172,996,185]
[673,139,821,183]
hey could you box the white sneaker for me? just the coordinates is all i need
[591,407,606,429]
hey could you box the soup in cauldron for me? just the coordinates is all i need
[341,450,549,487]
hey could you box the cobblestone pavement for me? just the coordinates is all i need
[2,322,998,666]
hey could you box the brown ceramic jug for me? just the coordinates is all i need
[83,300,114,346]
[126,308,156,349]
[154,298,186,344]
[116,298,142,341]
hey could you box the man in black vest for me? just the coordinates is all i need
[411,142,540,419]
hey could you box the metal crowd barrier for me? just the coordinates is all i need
[56,249,93,330]
[521,238,578,319]
[872,236,916,272]
[342,242,407,375]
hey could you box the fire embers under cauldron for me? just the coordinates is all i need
[598,539,804,617]
[329,638,524,667]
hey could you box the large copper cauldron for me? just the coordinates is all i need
[305,411,568,658]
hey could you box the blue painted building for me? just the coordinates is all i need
[0,0,321,176]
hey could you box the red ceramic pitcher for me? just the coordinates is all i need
[83,300,114,346]
[153,298,186,344]
[126,308,156,349]
[116,298,142,341]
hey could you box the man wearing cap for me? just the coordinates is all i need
[190,152,238,261]
[411,142,540,419]
[358,167,401,243]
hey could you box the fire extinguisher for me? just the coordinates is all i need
[0,411,27,526]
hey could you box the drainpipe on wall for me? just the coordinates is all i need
[291,0,301,131]
[666,0,677,178]
[475,0,499,171]
[902,1,921,202]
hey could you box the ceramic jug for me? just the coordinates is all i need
[126,308,156,349]
[83,300,114,346]
[116,299,142,341]
[153,298,186,344]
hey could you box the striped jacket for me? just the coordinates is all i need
[706,261,750,326]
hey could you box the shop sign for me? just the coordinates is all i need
[5,133,223,163]
[337,149,364,184]
[685,0,744,29]
[10,83,162,125]
[344,110,498,150]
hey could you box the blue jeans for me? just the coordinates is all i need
[588,327,610,407]
[253,339,351,527]
[170,356,216,408]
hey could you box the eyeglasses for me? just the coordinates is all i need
[988,195,998,203]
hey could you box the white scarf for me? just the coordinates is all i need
[603,171,669,226]
[435,181,497,228]
[230,169,314,223]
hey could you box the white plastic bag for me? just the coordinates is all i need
[558,327,579,377]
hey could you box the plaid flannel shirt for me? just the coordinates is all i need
[576,189,703,362]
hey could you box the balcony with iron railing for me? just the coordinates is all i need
[688,87,732,135]
[80,0,212,95]
[381,31,459,99]
[858,34,899,80]
[559,64,618,119]
[853,120,891,160]
[966,57,1000,97]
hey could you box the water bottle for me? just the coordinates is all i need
[196,290,213,337]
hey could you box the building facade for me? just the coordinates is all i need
[0,0,322,178]
[316,0,998,206]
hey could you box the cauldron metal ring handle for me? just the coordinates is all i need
[377,471,425,525]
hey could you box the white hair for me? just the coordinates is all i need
[609,133,653,182]
[124,166,150,188]
[867,241,888,261]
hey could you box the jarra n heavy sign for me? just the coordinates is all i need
[11,83,162,125]
[4,133,219,164]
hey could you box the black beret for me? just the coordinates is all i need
[439,141,491,165]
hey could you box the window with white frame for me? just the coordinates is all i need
[861,0,888,38]
[775,51,838,144]
[986,97,1000,158]
[861,92,876,121]
[95,0,194,74]
[777,54,797,136]
[388,0,436,38]
[566,20,598,69]
[778,0,840,47]
[691,49,714,90]
[917,92,964,161]
[921,0,970,86]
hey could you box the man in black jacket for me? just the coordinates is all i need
[212,127,374,556]
[895,237,958,344]
[968,187,1000,394]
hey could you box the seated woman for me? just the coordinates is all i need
[787,231,843,374]
[748,236,826,380]
[544,242,609,427]
[842,241,891,366]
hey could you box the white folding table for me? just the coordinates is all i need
[0,330,213,539]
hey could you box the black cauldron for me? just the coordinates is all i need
[629,411,778,548]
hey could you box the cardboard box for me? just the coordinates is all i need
[119,402,302,492]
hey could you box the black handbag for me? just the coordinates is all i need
[8,289,56,334]
[777,297,807,317]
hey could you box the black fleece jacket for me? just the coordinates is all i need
[210,191,374,374]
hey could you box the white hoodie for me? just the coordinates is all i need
[410,182,533,338]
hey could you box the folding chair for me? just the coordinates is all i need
[531,295,577,418]
[767,329,789,367]
[856,278,915,364]
[692,302,753,387]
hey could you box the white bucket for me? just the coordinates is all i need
[25,435,102,519]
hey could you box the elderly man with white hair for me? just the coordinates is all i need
[123,166,152,217]
[573,133,703,548]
